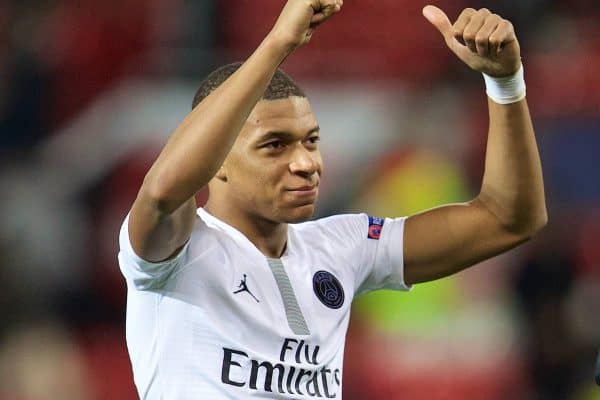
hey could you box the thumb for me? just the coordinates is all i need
[422,5,453,43]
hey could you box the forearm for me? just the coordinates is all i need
[403,7,547,284]
[477,98,547,234]
[143,36,291,213]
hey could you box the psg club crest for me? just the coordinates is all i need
[313,271,344,309]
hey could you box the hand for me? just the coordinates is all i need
[269,0,343,51]
[423,5,521,77]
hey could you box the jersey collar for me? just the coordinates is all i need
[197,207,292,259]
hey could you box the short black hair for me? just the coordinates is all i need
[192,62,306,110]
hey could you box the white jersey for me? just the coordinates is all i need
[118,208,410,399]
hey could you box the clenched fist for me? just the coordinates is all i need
[423,5,521,77]
[269,0,343,51]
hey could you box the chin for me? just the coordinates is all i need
[280,204,316,223]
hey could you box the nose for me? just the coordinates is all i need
[289,146,320,177]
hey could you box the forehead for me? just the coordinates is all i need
[243,96,317,138]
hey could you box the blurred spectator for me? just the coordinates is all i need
[1,0,599,398]
[0,321,94,400]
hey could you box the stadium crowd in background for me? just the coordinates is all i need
[0,0,598,399]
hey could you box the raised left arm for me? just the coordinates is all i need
[403,6,547,284]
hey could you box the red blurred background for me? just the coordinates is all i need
[1,1,599,399]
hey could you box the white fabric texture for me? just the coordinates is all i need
[118,208,410,399]
[483,63,526,104]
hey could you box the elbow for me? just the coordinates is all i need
[140,172,182,215]
[535,207,549,232]
[476,194,548,239]
[507,207,548,240]
[531,207,549,234]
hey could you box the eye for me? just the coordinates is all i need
[264,140,284,149]
[305,136,320,147]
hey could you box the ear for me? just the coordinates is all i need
[215,165,228,182]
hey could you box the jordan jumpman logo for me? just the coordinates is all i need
[233,274,259,302]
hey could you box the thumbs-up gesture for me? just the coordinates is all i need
[423,6,521,77]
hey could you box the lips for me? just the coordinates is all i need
[289,186,316,191]
[286,185,318,199]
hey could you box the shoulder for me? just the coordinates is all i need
[291,213,369,243]
[293,213,367,229]
[118,208,219,264]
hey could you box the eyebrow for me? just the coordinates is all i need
[257,126,320,142]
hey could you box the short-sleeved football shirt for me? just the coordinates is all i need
[118,208,410,399]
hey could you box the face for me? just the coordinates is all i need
[220,96,323,223]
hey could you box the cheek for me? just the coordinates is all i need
[228,148,289,190]
[231,157,278,191]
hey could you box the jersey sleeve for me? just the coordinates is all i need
[117,212,191,290]
[349,214,412,296]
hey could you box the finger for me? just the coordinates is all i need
[475,14,501,57]
[316,0,342,13]
[422,5,454,45]
[310,12,328,25]
[309,10,338,27]
[489,19,515,56]
[462,8,491,54]
[423,5,475,63]
[311,0,341,25]
[311,0,338,11]
[452,8,476,45]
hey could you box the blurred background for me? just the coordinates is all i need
[1,0,599,399]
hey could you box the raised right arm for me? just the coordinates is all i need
[129,0,343,262]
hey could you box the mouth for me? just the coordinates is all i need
[286,186,318,198]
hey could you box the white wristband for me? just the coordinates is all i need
[483,64,526,104]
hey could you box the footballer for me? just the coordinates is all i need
[118,1,547,398]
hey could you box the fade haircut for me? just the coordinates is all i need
[192,62,306,110]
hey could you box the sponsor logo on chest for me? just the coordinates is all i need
[222,338,341,398]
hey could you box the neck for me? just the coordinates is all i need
[204,198,288,259]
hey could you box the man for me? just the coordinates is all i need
[118,1,547,398]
